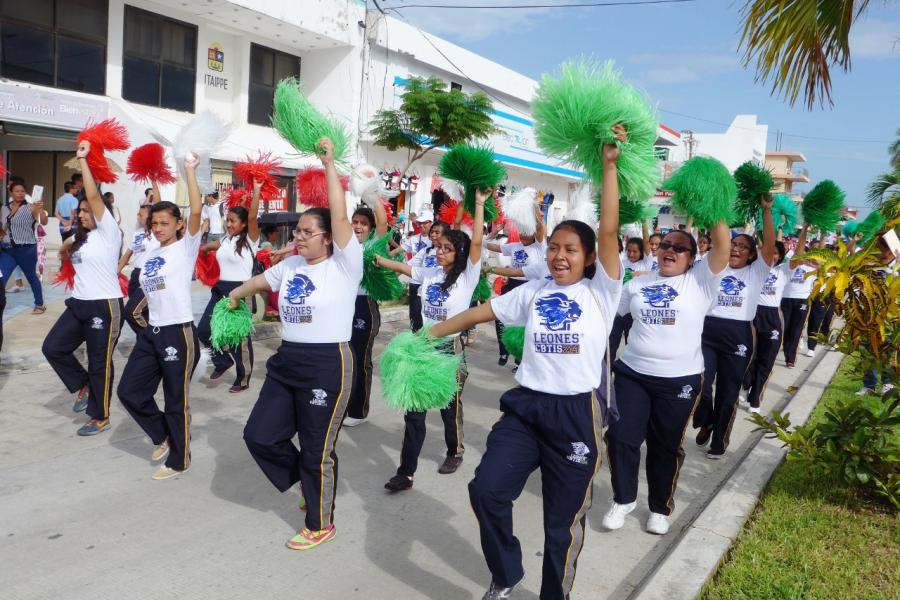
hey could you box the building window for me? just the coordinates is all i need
[0,0,108,94]
[450,81,462,92]
[122,5,196,112]
[248,43,300,126]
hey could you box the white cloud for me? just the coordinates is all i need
[629,52,739,84]
[381,4,551,42]
[850,18,900,59]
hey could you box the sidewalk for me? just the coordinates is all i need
[0,294,833,600]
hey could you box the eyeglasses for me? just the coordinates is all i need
[435,245,456,255]
[294,228,325,240]
[658,241,691,254]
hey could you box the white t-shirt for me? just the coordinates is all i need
[491,261,623,395]
[521,261,552,281]
[707,258,773,321]
[618,256,655,315]
[402,233,431,256]
[140,230,202,327]
[500,242,545,280]
[71,209,123,301]
[758,263,790,307]
[217,235,258,282]
[130,229,160,270]
[202,202,225,235]
[649,253,660,272]
[619,260,724,378]
[408,246,439,269]
[411,259,481,334]
[782,264,817,299]
[265,236,363,343]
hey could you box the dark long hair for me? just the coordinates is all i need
[228,206,252,257]
[774,241,786,265]
[430,220,450,238]
[71,195,114,253]
[352,206,376,231]
[550,220,597,279]
[733,233,758,265]
[300,207,333,254]
[625,237,644,260]
[440,229,471,292]
[149,201,184,240]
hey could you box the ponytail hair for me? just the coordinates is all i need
[71,195,114,254]
[228,205,252,257]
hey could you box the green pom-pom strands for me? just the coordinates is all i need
[438,143,507,222]
[472,274,492,302]
[758,193,798,234]
[210,297,254,352]
[857,210,886,243]
[733,161,774,224]
[842,220,859,239]
[531,59,659,202]
[362,233,405,302]
[271,78,352,167]
[802,180,846,233]
[662,156,736,229]
[379,328,462,412]
[618,196,657,226]
[500,326,525,362]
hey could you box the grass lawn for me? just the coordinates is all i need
[700,357,900,600]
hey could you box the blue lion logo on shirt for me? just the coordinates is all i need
[512,249,528,266]
[285,274,316,305]
[535,292,582,331]
[415,238,428,252]
[764,272,777,286]
[424,255,438,268]
[640,284,679,308]
[720,275,746,296]
[142,256,165,277]
[425,283,451,306]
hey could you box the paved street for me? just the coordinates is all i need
[0,287,829,600]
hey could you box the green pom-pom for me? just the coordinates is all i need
[362,233,404,302]
[842,220,859,238]
[532,59,659,201]
[210,297,254,351]
[758,193,797,233]
[733,161,774,224]
[272,78,351,166]
[618,197,657,225]
[379,328,462,412]
[662,156,736,229]
[857,211,885,243]
[501,325,525,362]
[438,143,506,222]
[472,273,492,302]
[802,180,845,233]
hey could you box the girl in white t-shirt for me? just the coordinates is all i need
[196,181,261,393]
[781,224,817,367]
[374,192,487,489]
[228,137,362,552]
[610,236,655,355]
[421,130,626,600]
[603,215,731,536]
[118,183,161,333]
[118,155,204,481]
[42,142,124,436]
[693,197,776,458]
[343,198,390,427]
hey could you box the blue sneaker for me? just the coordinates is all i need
[77,419,110,436]
[73,387,89,413]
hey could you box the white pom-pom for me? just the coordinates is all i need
[443,180,465,203]
[566,183,598,229]
[350,163,381,207]
[501,187,537,235]
[174,111,230,194]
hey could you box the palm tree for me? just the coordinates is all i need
[866,170,900,206]
[738,0,878,110]
[889,128,900,167]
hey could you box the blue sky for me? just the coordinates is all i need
[379,0,900,212]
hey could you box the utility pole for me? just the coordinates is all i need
[682,130,697,159]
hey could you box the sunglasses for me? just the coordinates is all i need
[658,241,692,254]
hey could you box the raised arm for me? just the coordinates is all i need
[706,222,732,274]
[759,194,776,265]
[597,125,624,280]
[374,253,412,277]
[75,141,106,222]
[469,189,487,265]
[247,180,261,243]
[429,302,497,338]
[183,155,203,236]
[789,224,809,268]
[641,222,651,255]
[374,198,388,237]
[150,181,161,206]
[318,137,352,249]
[534,198,546,244]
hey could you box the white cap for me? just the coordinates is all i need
[416,209,434,222]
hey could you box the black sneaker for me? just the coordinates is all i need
[695,426,712,446]
[498,354,509,366]
[438,455,463,474]
[384,474,413,492]
[707,448,726,460]
[210,368,229,381]
[482,580,518,599]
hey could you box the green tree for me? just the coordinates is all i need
[889,127,900,167]
[738,0,879,110]
[369,76,496,175]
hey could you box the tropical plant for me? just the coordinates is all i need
[866,169,900,207]
[890,127,900,167]
[368,77,496,176]
[737,0,877,110]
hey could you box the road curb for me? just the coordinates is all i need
[631,348,845,600]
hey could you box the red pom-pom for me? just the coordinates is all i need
[0,155,6,180]
[52,260,76,291]
[118,273,130,297]
[492,276,506,296]
[381,199,395,224]
[226,188,250,209]
[505,219,521,243]
[77,118,130,184]
[234,151,282,200]
[295,167,349,208]
[126,143,175,185]
[438,200,473,227]
[255,248,273,270]
[195,251,220,287]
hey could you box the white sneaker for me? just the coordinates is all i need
[602,501,636,530]
[855,386,875,396]
[646,512,670,535]
[738,390,748,404]
[805,348,815,357]
[192,348,211,383]
[343,416,367,427]
[152,466,185,480]
[749,406,761,415]
[882,383,895,396]
[151,438,169,462]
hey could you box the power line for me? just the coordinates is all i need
[383,0,697,8]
